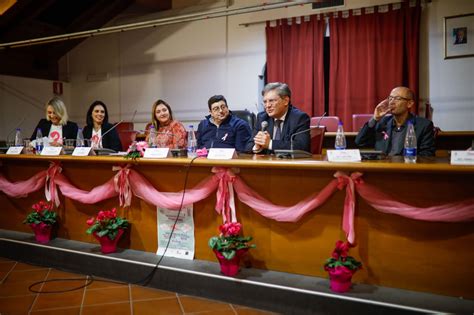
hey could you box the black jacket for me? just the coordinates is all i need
[83,122,122,152]
[30,119,78,141]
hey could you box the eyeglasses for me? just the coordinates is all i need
[263,98,281,107]
[211,105,228,112]
[388,96,411,102]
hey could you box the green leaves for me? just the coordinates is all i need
[85,216,129,240]
[209,234,255,260]
[324,256,362,271]
[23,210,57,225]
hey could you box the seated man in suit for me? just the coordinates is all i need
[355,86,435,156]
[246,82,310,153]
[197,95,252,152]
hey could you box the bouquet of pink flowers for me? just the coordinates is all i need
[86,208,129,240]
[23,200,57,227]
[208,222,255,260]
[124,141,148,160]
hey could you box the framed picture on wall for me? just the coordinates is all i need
[444,13,474,59]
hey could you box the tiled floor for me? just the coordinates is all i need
[0,257,278,315]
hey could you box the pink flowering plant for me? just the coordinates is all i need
[324,241,362,271]
[23,200,57,226]
[124,141,148,160]
[86,208,129,240]
[208,222,255,260]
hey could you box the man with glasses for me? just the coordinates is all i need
[246,82,310,154]
[355,86,435,156]
[197,95,252,152]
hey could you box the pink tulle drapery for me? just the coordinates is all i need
[1,162,473,244]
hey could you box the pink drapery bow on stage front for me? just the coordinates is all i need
[212,167,238,223]
[45,162,62,207]
[334,171,364,245]
[113,165,132,207]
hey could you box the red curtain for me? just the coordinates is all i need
[329,4,421,130]
[266,16,325,116]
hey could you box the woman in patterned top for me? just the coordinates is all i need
[145,99,187,149]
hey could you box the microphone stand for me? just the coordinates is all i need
[275,126,319,159]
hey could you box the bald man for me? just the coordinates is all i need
[355,86,435,156]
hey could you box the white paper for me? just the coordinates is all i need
[6,146,24,155]
[40,146,63,156]
[156,205,195,260]
[72,147,93,156]
[144,148,171,159]
[450,150,474,165]
[207,148,237,160]
[327,149,361,162]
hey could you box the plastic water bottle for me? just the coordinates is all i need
[187,125,197,158]
[76,128,84,147]
[35,128,43,153]
[148,125,157,148]
[14,128,22,146]
[334,122,346,150]
[404,122,417,163]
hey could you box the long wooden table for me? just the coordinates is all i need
[0,154,473,298]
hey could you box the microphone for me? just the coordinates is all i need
[261,121,268,132]
[290,126,321,151]
[100,120,123,139]
[315,112,327,128]
[274,126,320,159]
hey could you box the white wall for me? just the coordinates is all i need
[420,0,474,130]
[0,75,71,142]
[1,0,473,141]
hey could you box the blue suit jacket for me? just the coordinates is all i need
[246,105,310,153]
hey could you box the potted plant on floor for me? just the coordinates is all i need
[23,200,57,244]
[86,208,129,254]
[208,222,255,276]
[324,240,362,293]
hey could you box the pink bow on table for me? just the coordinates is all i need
[212,167,239,223]
[45,162,62,207]
[113,165,132,207]
[334,171,364,245]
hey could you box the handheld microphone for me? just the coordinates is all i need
[261,121,268,132]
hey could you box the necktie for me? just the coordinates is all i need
[274,119,282,140]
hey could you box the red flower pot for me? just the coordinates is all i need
[327,266,356,293]
[30,223,53,244]
[93,229,124,254]
[213,249,248,276]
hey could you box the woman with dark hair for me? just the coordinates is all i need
[145,99,187,149]
[83,100,122,151]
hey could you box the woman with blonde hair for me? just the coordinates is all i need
[30,96,78,146]
[145,99,187,149]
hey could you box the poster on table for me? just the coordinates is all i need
[156,205,195,260]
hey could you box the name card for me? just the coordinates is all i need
[6,146,24,155]
[72,147,93,156]
[41,146,63,156]
[327,149,361,162]
[207,148,237,160]
[450,150,474,165]
[144,148,171,159]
